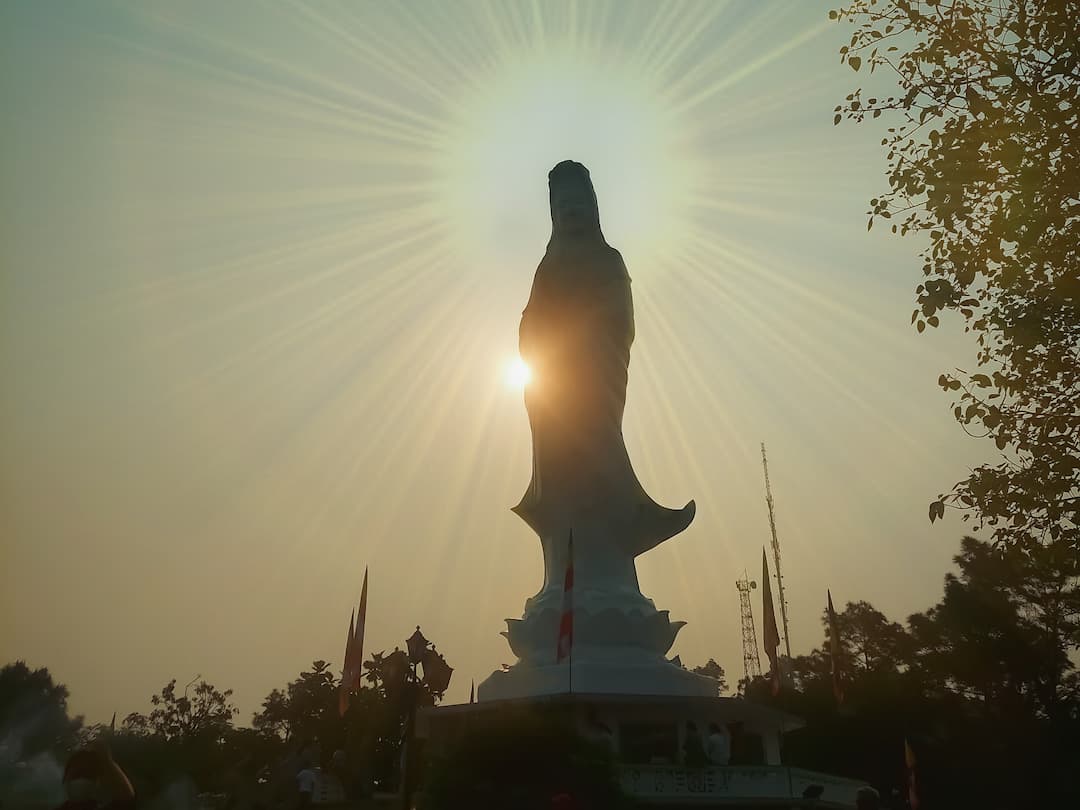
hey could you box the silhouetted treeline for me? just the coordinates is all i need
[0,653,440,807]
[743,535,1080,807]
[4,536,1076,807]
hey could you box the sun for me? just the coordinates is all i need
[506,357,532,390]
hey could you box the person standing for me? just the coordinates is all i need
[294,742,347,808]
[706,723,731,766]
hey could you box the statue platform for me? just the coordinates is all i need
[478,580,717,701]
[418,693,868,808]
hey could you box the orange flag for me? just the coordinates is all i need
[761,548,782,695]
[338,567,369,717]
[338,608,356,716]
[827,590,844,704]
[905,738,920,809]
[352,567,368,685]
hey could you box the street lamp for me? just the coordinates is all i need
[398,626,452,810]
[406,626,429,663]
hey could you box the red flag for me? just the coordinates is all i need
[827,590,845,705]
[352,567,368,683]
[761,548,782,695]
[339,608,357,717]
[338,567,368,717]
[556,533,574,664]
[905,738,920,809]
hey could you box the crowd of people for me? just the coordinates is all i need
[50,738,374,810]
[48,734,885,810]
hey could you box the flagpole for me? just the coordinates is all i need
[556,531,575,696]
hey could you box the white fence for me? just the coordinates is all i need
[619,765,866,806]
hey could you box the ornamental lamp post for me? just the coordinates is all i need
[399,626,452,810]
[406,626,429,663]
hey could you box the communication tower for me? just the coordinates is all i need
[735,574,762,682]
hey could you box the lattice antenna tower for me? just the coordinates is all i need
[735,574,762,681]
[761,442,793,659]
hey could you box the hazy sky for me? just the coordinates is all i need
[2,1,990,725]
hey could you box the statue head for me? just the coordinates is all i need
[548,160,601,239]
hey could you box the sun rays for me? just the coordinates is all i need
[70,0,876,585]
[2,0,981,714]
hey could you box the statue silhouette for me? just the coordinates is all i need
[513,160,695,598]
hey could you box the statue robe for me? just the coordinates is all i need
[512,165,694,559]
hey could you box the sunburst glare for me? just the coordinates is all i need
[436,43,698,272]
[2,1,976,719]
[505,357,532,390]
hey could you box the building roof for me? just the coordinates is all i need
[421,692,805,732]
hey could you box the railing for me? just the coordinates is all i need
[618,765,866,806]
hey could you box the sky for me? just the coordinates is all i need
[1,1,991,725]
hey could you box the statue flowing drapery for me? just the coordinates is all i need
[512,161,695,589]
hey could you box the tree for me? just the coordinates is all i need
[121,677,238,795]
[249,653,447,794]
[252,660,337,747]
[830,600,912,674]
[249,660,344,805]
[250,687,291,742]
[690,659,729,695]
[357,648,446,793]
[0,662,82,760]
[908,536,1079,719]
[831,0,1080,550]
[124,678,237,743]
[744,535,1080,804]
[0,663,83,808]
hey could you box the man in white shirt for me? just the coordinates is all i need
[706,722,731,766]
[293,741,346,808]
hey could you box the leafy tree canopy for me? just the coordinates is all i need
[0,661,82,760]
[832,0,1080,550]
[690,659,729,695]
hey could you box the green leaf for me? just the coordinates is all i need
[849,56,862,72]
[928,500,944,523]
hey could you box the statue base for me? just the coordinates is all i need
[479,585,716,700]
[417,694,869,806]
[479,656,716,701]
